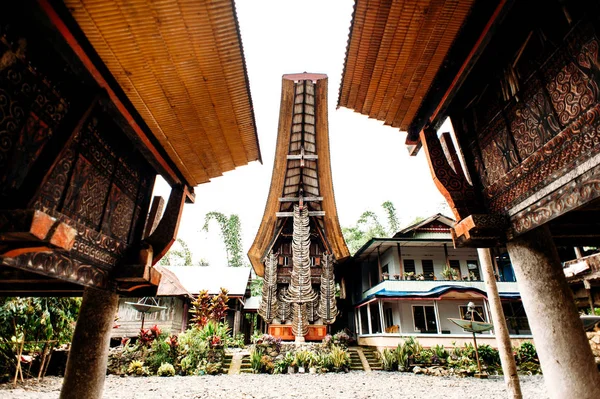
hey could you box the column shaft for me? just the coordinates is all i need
[506,226,600,399]
[60,287,119,399]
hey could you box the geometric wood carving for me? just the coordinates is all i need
[510,162,600,238]
[0,249,110,290]
[420,126,483,221]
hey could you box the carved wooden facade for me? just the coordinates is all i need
[0,1,259,295]
[340,0,600,248]
[250,74,349,341]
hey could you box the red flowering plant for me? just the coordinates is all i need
[191,290,212,328]
[166,334,178,349]
[210,288,229,322]
[138,324,162,346]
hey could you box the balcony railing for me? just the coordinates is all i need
[362,279,520,300]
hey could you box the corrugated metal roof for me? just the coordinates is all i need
[162,266,251,297]
[338,0,475,130]
[244,296,261,311]
[64,0,260,185]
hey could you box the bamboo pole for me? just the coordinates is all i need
[478,248,522,399]
[13,336,25,385]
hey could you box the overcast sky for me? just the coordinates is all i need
[153,0,448,266]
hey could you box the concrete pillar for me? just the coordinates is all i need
[60,287,119,399]
[366,303,373,334]
[506,226,600,399]
[378,300,385,333]
[478,248,522,399]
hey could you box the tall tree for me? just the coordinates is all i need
[342,201,401,255]
[202,212,244,267]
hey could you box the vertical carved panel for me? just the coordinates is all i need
[508,75,560,161]
[479,116,519,185]
[544,48,596,128]
[0,37,69,198]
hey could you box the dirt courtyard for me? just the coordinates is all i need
[1,372,547,399]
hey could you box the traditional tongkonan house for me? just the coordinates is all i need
[339,0,600,397]
[248,73,350,342]
[0,1,260,397]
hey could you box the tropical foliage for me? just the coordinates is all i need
[378,337,540,377]
[203,211,245,267]
[0,297,80,381]
[342,201,400,254]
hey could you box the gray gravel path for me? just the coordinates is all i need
[1,372,547,399]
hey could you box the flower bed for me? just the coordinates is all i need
[248,332,351,374]
[379,337,541,377]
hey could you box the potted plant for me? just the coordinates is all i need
[308,352,318,374]
[403,271,415,280]
[392,274,400,280]
[284,351,296,374]
[441,267,458,281]
[416,273,425,281]
[295,351,309,374]
[382,273,389,281]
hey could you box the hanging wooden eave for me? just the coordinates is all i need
[54,0,261,187]
[338,0,477,138]
[248,74,349,276]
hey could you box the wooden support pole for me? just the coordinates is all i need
[396,243,404,279]
[377,247,383,283]
[477,248,522,399]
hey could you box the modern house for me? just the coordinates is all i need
[112,266,252,340]
[344,215,532,348]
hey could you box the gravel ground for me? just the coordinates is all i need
[1,372,547,399]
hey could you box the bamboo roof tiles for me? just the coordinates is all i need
[63,0,261,186]
[338,0,476,131]
[248,73,349,276]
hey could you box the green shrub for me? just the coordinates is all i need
[157,362,175,377]
[146,336,178,373]
[179,328,209,375]
[516,341,537,364]
[395,343,410,371]
[477,344,500,366]
[107,340,144,375]
[316,352,332,373]
[127,360,150,376]
[415,349,433,364]
[198,361,221,375]
[330,345,349,372]
[381,348,398,371]
[260,355,274,373]
[250,347,263,373]
[432,344,448,360]
[294,350,311,368]
[273,359,288,374]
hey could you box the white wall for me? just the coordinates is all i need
[364,298,490,335]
